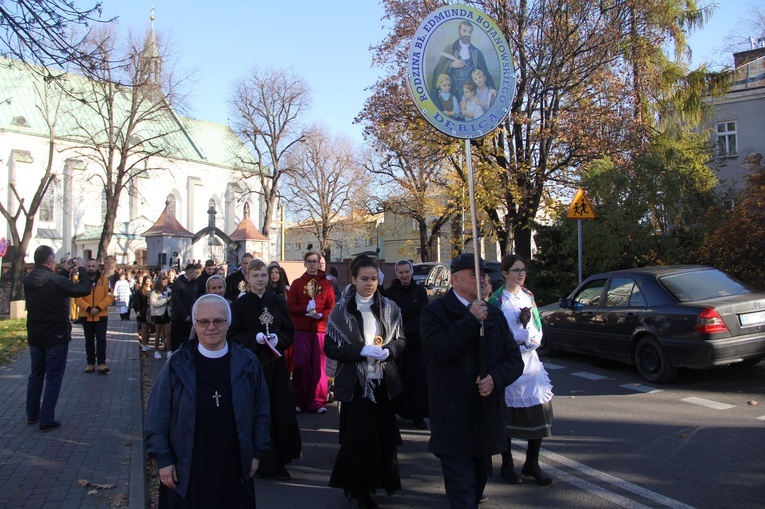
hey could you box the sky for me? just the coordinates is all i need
[99,0,760,145]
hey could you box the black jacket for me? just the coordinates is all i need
[224,269,246,301]
[420,289,523,458]
[24,266,92,348]
[386,278,428,349]
[171,275,199,322]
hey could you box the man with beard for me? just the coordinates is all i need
[75,259,115,374]
[170,263,200,352]
[431,20,495,104]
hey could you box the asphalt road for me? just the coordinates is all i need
[144,350,765,509]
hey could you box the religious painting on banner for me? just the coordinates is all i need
[406,4,515,139]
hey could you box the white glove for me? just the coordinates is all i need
[256,332,267,345]
[524,341,539,351]
[306,300,316,312]
[267,334,279,348]
[513,328,530,344]
[360,345,383,359]
[374,348,390,361]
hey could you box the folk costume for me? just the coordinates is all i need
[325,286,406,505]
[229,290,302,478]
[488,286,554,485]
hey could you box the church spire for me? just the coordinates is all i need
[139,6,162,87]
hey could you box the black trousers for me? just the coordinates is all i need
[170,319,192,351]
[439,454,490,509]
[82,319,108,365]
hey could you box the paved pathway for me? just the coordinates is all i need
[0,309,146,508]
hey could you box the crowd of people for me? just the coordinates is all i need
[23,244,555,508]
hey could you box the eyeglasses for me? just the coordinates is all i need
[195,318,228,328]
[305,259,320,264]
[505,268,527,274]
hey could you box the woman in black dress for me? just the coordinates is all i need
[325,257,406,509]
[386,259,429,429]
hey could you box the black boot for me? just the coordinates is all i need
[521,438,553,486]
[500,438,522,484]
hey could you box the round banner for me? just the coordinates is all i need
[0,237,7,257]
[407,4,515,139]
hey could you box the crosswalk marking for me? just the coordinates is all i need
[620,383,663,394]
[542,362,565,370]
[681,397,735,410]
[537,449,698,509]
[572,371,608,380]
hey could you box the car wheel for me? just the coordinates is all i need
[634,336,678,384]
[537,335,555,357]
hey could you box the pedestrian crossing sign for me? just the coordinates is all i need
[566,189,596,220]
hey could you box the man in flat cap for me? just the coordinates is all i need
[420,253,523,509]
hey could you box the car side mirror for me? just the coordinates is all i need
[559,298,571,309]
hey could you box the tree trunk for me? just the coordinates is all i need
[97,188,121,262]
[8,250,28,301]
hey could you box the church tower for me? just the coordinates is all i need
[138,8,162,90]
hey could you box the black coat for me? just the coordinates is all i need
[386,279,428,349]
[420,289,523,458]
[325,291,407,403]
[224,269,246,301]
[24,266,92,348]
[171,275,199,322]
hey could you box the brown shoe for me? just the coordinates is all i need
[97,364,110,374]
[84,364,95,373]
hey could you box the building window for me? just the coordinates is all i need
[166,194,177,216]
[39,187,55,222]
[716,121,737,157]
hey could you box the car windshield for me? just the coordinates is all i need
[413,265,433,276]
[659,269,750,302]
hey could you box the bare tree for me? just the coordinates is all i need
[359,76,459,261]
[65,25,188,261]
[0,62,65,299]
[722,5,765,61]
[230,66,310,237]
[0,0,111,70]
[282,125,368,259]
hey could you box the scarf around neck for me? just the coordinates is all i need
[326,285,402,402]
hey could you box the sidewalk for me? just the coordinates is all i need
[0,309,146,508]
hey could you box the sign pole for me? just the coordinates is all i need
[577,219,583,285]
[465,140,487,377]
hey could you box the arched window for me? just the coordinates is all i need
[166,193,177,216]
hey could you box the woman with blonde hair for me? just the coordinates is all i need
[150,275,171,359]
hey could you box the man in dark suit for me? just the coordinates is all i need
[420,253,523,509]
